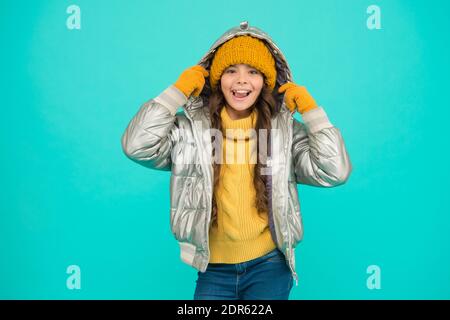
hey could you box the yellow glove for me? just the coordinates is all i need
[278,82,318,114]
[173,65,209,98]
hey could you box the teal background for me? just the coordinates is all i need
[1,0,449,299]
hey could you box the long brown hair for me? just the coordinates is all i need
[208,80,282,227]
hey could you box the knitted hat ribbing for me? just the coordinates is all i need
[209,35,277,91]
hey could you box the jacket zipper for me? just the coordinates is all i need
[183,106,212,271]
[285,112,299,286]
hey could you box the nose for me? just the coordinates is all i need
[236,71,249,84]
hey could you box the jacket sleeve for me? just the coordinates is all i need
[121,85,188,171]
[291,106,352,187]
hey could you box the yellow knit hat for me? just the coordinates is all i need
[209,35,277,91]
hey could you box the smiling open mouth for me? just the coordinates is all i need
[232,90,252,99]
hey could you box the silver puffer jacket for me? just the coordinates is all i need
[121,21,352,286]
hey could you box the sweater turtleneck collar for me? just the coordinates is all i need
[220,106,258,141]
[220,106,258,131]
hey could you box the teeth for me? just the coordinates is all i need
[232,90,251,97]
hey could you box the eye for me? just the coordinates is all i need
[225,69,259,74]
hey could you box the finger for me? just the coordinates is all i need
[278,83,289,93]
[192,70,208,84]
[192,77,205,97]
[285,93,298,112]
[296,85,307,95]
[192,65,209,77]
[294,95,302,109]
[278,82,297,93]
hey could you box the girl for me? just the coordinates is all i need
[121,21,352,300]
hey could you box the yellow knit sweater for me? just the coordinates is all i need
[208,107,277,263]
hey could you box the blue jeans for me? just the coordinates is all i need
[194,248,294,300]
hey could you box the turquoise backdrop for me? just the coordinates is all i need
[1,0,449,299]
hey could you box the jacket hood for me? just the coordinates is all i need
[187,21,293,112]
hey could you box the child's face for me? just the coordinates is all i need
[220,64,264,116]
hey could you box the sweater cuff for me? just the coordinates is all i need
[301,106,334,134]
[153,85,188,115]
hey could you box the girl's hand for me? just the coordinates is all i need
[278,82,318,114]
[173,65,209,98]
